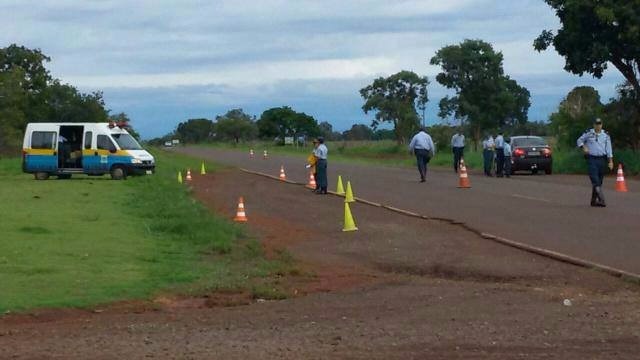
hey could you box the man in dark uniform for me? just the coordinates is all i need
[576,118,614,207]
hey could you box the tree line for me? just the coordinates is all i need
[0,44,137,153]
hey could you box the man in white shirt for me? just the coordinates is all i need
[408,127,435,182]
[494,130,505,177]
[482,134,495,176]
[450,128,465,173]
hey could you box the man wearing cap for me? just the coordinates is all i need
[576,118,614,207]
[313,137,328,194]
[408,127,435,182]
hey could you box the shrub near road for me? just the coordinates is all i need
[0,151,293,313]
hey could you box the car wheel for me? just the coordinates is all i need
[34,172,50,180]
[110,167,126,180]
[545,167,552,175]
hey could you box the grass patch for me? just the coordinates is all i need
[197,140,640,175]
[0,150,301,313]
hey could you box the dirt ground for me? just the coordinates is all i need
[2,169,640,359]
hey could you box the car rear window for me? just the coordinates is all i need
[513,137,547,147]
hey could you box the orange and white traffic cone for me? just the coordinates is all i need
[263,150,268,159]
[233,197,248,222]
[279,165,286,180]
[306,172,317,189]
[615,164,628,192]
[186,169,193,181]
[250,149,254,158]
[457,159,471,188]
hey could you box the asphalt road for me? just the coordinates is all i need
[176,146,640,275]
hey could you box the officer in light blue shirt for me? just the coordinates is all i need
[482,134,495,176]
[494,131,506,177]
[450,129,465,173]
[576,118,613,207]
[503,138,512,178]
[408,127,435,182]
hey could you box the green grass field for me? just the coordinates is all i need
[0,150,296,313]
[199,140,639,175]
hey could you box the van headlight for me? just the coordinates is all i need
[131,158,142,164]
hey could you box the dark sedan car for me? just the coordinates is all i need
[509,136,552,175]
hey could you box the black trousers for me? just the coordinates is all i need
[316,159,328,191]
[414,149,431,180]
[587,156,607,186]
[452,146,464,172]
[496,148,505,176]
[483,149,494,175]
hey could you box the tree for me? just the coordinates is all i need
[534,1,640,150]
[43,81,108,123]
[176,118,215,143]
[0,68,27,150]
[257,106,320,143]
[109,112,141,140]
[214,108,257,143]
[534,1,640,102]
[360,70,429,144]
[342,124,374,141]
[549,86,603,148]
[604,83,640,150]
[430,39,530,149]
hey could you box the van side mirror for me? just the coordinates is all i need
[109,147,117,154]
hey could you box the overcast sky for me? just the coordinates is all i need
[1,0,625,138]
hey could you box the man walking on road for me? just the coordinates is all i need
[313,137,328,194]
[494,131,505,177]
[408,127,435,182]
[482,134,495,177]
[451,128,465,173]
[577,118,613,207]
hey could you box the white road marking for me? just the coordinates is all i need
[511,194,552,203]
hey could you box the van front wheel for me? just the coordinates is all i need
[110,167,126,180]
[34,172,50,180]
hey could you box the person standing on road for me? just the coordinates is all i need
[494,131,505,177]
[503,138,512,178]
[577,118,613,207]
[313,137,328,194]
[408,127,435,183]
[451,128,465,173]
[482,134,495,177]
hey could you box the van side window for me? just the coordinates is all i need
[31,131,56,149]
[84,132,93,149]
[97,135,115,151]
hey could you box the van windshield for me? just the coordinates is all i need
[111,134,142,150]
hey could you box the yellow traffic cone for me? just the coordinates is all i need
[342,202,358,232]
[344,181,355,203]
[200,161,206,175]
[336,175,345,195]
[178,171,183,184]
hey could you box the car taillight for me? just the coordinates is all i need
[514,148,525,157]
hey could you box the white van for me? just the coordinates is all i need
[22,122,155,180]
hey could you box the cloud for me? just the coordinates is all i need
[0,0,628,138]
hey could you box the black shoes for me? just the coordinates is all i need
[591,186,606,207]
